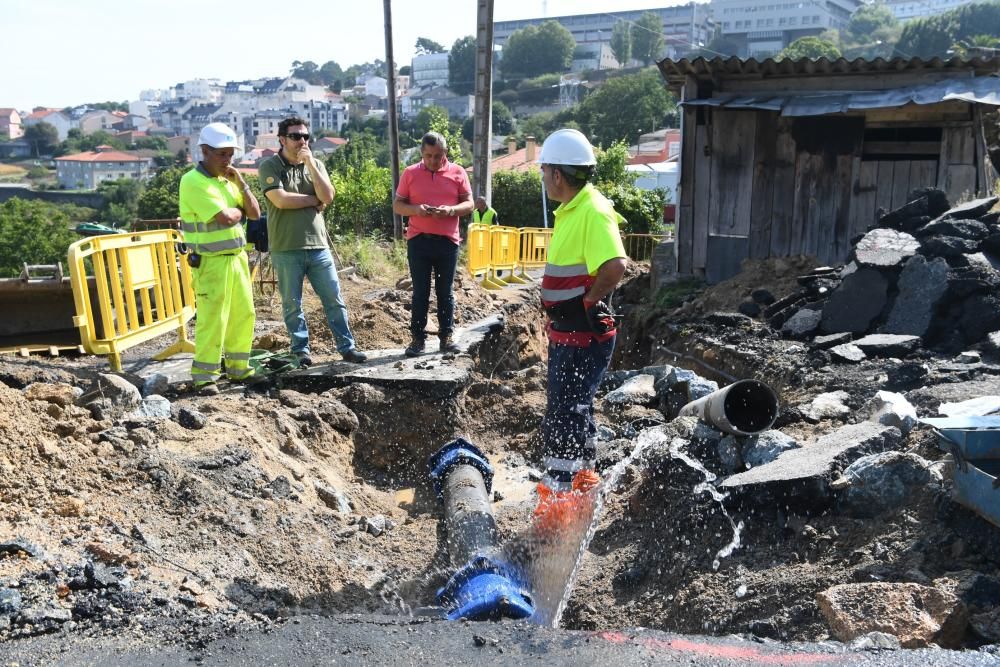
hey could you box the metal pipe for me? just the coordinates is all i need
[678,379,779,436]
[428,438,533,621]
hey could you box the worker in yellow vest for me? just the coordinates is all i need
[534,128,626,535]
[178,123,261,393]
[472,196,498,226]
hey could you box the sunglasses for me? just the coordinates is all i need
[285,132,310,141]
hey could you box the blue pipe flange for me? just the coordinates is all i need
[427,437,494,498]
[436,554,534,621]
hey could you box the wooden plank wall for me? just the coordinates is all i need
[675,104,985,282]
[938,124,977,201]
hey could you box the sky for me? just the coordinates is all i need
[4,0,693,112]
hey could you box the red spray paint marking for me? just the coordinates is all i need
[596,631,849,665]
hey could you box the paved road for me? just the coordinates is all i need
[4,614,996,666]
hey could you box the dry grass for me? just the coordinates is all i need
[0,164,27,177]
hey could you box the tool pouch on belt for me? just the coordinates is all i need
[544,295,616,334]
[245,217,269,253]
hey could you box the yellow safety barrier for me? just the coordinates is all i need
[68,229,196,371]
[467,223,501,289]
[487,225,529,287]
[517,227,552,280]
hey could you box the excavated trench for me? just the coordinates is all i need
[3,264,998,654]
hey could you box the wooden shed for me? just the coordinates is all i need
[658,56,1000,282]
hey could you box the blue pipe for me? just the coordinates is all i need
[428,438,535,621]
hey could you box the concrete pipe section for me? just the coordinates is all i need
[428,438,534,621]
[678,379,779,436]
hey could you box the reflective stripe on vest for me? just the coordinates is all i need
[540,262,589,304]
[473,208,496,225]
[181,219,246,255]
[182,164,246,255]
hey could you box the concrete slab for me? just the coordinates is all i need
[720,422,903,503]
[279,315,503,397]
[124,315,504,398]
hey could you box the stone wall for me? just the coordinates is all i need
[0,187,105,209]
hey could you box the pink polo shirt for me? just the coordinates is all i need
[397,159,471,245]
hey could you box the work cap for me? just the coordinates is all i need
[538,128,596,166]
[198,122,239,149]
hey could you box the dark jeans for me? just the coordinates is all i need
[407,234,459,339]
[542,336,616,488]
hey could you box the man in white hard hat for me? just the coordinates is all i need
[532,128,626,535]
[178,122,261,392]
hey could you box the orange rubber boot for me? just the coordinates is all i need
[532,470,601,536]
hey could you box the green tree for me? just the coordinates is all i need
[951,33,1000,57]
[318,60,344,89]
[611,20,632,66]
[414,105,450,139]
[502,21,575,79]
[489,141,664,233]
[0,199,82,277]
[778,36,842,60]
[327,131,381,172]
[570,68,675,148]
[59,129,126,156]
[491,169,544,228]
[98,178,143,228]
[290,60,321,84]
[415,37,446,55]
[461,100,515,142]
[841,2,900,58]
[327,161,394,236]
[896,1,1000,58]
[448,36,477,95]
[631,12,665,66]
[23,122,59,157]
[399,65,412,76]
[85,101,128,112]
[136,166,189,219]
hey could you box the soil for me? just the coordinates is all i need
[1,255,998,656]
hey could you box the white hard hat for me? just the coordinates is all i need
[537,128,596,166]
[197,122,239,149]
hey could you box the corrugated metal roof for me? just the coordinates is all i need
[681,75,1000,116]
[658,55,1000,81]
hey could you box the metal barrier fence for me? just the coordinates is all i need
[623,233,673,262]
[517,227,552,279]
[467,228,670,288]
[68,229,196,371]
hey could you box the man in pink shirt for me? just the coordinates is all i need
[393,132,474,356]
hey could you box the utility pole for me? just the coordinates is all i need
[383,0,403,239]
[472,0,495,203]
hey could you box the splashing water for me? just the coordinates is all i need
[666,437,744,571]
[508,425,744,628]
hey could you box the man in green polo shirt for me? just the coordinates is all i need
[257,116,366,366]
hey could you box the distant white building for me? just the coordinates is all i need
[23,108,73,142]
[411,52,450,88]
[365,76,388,98]
[884,0,984,21]
[711,0,862,58]
[570,42,621,72]
[55,146,153,189]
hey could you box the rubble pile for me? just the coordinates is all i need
[757,191,1000,359]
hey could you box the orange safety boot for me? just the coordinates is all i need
[532,470,601,537]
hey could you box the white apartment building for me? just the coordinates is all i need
[712,0,862,57]
[493,4,715,61]
[885,0,984,21]
[411,52,451,88]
